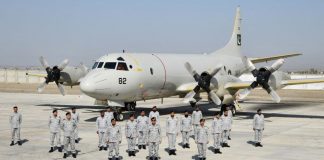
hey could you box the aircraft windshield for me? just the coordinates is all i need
[104,62,117,69]
[97,62,104,68]
[92,62,98,69]
[116,62,128,71]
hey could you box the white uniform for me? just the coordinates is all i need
[71,112,80,139]
[149,111,160,124]
[195,125,209,159]
[192,110,202,135]
[211,118,222,149]
[147,124,162,157]
[61,119,77,154]
[253,114,264,143]
[136,115,149,145]
[105,111,114,126]
[166,116,179,150]
[221,115,232,143]
[106,124,122,159]
[125,120,138,152]
[9,112,22,142]
[180,115,192,145]
[48,115,62,147]
[96,116,109,147]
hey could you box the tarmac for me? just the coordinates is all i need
[1,88,324,160]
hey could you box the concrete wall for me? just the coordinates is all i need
[0,69,45,83]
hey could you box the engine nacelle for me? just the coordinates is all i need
[268,71,291,90]
[60,66,88,86]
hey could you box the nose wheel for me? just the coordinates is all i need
[125,102,136,111]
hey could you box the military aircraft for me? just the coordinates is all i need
[78,7,324,120]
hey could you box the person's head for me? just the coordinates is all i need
[129,114,135,121]
[111,118,116,126]
[107,107,111,112]
[215,112,220,119]
[53,109,58,116]
[152,106,157,112]
[170,111,175,118]
[195,106,200,111]
[13,106,18,113]
[66,112,71,120]
[100,110,105,117]
[200,118,205,126]
[151,117,156,125]
[224,110,228,116]
[226,106,230,111]
[184,110,189,117]
[71,107,76,113]
[257,109,262,115]
[140,110,145,116]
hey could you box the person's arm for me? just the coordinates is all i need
[77,113,80,123]
[95,118,99,133]
[253,115,256,130]
[159,126,162,143]
[9,114,12,125]
[48,116,51,128]
[60,120,64,130]
[262,115,265,130]
[195,128,198,143]
[206,127,209,144]
[166,119,169,136]
[119,126,122,143]
[125,123,128,138]
[19,114,22,124]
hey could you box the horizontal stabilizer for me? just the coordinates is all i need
[282,79,324,86]
[250,52,302,64]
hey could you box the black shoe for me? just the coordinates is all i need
[58,147,62,152]
[63,153,67,159]
[139,145,142,149]
[214,149,217,154]
[128,151,131,157]
[133,151,136,156]
[202,158,206,160]
[217,149,222,154]
[255,142,259,147]
[169,150,172,155]
[259,143,263,147]
[75,139,79,143]
[182,144,186,148]
[223,143,230,147]
[99,147,103,151]
[72,154,76,158]
[154,157,158,160]
[186,143,190,148]
[49,147,54,153]
[104,147,107,151]
[143,145,146,149]
[149,157,154,160]
[115,157,120,160]
[108,158,113,160]
[228,136,231,140]
[173,150,177,155]
[10,141,14,146]
[17,141,22,146]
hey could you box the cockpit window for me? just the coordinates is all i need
[117,57,125,61]
[104,62,117,69]
[92,62,98,69]
[97,62,104,68]
[116,62,128,71]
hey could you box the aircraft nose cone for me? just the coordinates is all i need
[80,78,95,94]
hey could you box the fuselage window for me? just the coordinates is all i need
[104,62,117,69]
[150,68,154,75]
[92,62,98,69]
[97,62,104,68]
[116,62,128,71]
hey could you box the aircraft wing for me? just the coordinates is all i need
[281,79,324,86]
[225,78,324,90]
[176,82,197,92]
[250,52,302,64]
[26,73,47,78]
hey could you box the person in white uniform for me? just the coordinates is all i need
[147,117,162,160]
[221,110,232,148]
[105,107,114,126]
[137,110,149,150]
[9,106,22,146]
[180,110,192,148]
[96,110,109,151]
[106,118,122,160]
[211,112,222,154]
[253,109,265,147]
[192,107,203,136]
[166,111,179,155]
[61,112,77,158]
[195,119,209,160]
[48,109,62,152]
[149,106,160,124]
[71,107,80,143]
[125,114,138,157]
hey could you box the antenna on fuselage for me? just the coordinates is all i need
[123,50,125,53]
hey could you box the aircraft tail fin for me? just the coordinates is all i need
[211,7,242,57]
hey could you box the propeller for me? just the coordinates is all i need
[38,56,69,96]
[238,57,285,103]
[183,62,222,105]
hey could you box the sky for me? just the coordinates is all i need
[0,0,324,71]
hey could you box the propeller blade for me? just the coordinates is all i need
[58,59,69,70]
[184,62,198,77]
[183,90,197,103]
[238,87,252,100]
[208,91,222,105]
[55,81,66,96]
[79,62,88,73]
[242,56,256,72]
[39,56,50,69]
[269,59,285,73]
[268,87,281,103]
[209,65,222,77]
[37,81,47,93]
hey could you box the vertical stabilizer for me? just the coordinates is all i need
[211,7,242,57]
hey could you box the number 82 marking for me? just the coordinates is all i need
[118,78,126,84]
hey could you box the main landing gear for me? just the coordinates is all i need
[110,102,137,121]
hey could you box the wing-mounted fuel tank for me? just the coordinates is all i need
[268,71,291,90]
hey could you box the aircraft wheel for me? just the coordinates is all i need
[116,113,124,121]
[125,102,136,111]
